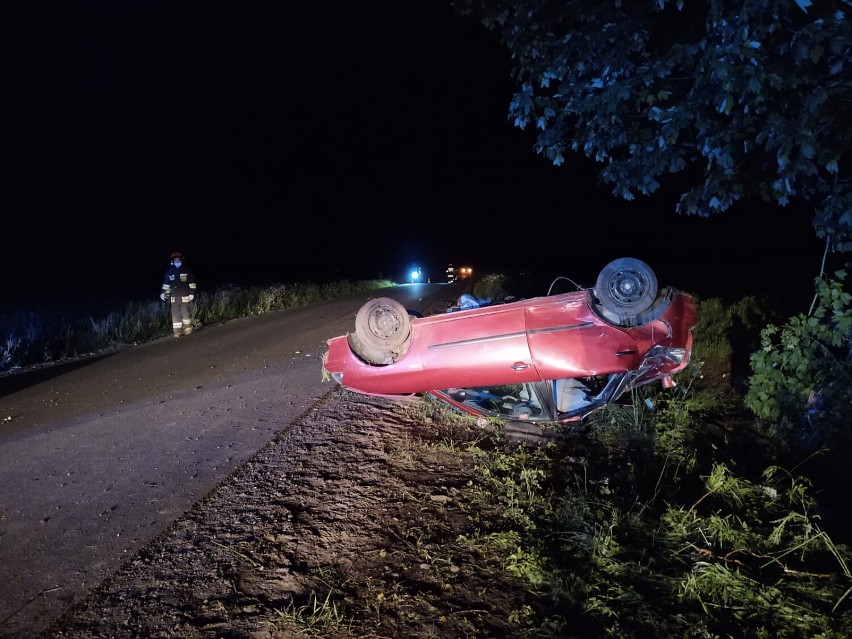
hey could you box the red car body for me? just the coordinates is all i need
[323,265,697,425]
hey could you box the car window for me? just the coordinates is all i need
[552,374,620,416]
[444,383,544,419]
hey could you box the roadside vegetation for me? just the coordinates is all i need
[440,270,851,637]
[359,386,852,639]
[0,278,394,376]
[4,269,851,637]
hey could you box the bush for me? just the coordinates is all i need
[745,270,852,461]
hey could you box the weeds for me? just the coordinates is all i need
[273,590,348,637]
[0,278,393,375]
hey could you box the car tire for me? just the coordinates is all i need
[351,297,412,365]
[595,258,659,319]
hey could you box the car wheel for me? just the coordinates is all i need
[595,258,658,317]
[352,297,412,365]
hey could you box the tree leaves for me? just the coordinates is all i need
[453,0,852,251]
[745,270,852,455]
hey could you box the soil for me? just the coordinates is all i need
[43,390,538,639]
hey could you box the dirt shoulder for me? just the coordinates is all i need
[45,390,534,639]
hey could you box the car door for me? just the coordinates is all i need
[419,305,540,390]
[524,293,641,379]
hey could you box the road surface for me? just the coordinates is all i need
[0,283,457,638]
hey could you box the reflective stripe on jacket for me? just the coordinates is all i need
[161,265,197,298]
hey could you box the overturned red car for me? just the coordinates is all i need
[323,258,697,424]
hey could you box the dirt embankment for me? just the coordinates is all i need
[45,390,535,639]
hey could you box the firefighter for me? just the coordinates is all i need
[160,251,197,337]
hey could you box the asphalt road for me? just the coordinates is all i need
[0,283,456,639]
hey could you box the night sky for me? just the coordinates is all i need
[4,2,833,314]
